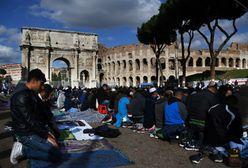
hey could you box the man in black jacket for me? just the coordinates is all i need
[186,81,219,151]
[190,95,243,164]
[10,69,61,164]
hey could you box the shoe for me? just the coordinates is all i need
[184,140,200,151]
[211,153,223,163]
[179,138,189,148]
[10,142,23,164]
[122,122,132,128]
[190,153,204,164]
[137,128,145,134]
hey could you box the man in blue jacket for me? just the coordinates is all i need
[162,90,187,140]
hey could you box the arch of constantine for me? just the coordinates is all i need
[21,27,248,88]
[21,27,98,88]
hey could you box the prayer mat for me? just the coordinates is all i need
[59,139,114,153]
[30,149,134,168]
[59,130,76,141]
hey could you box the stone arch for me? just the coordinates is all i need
[169,58,175,70]
[129,60,133,71]
[160,58,166,70]
[51,57,71,87]
[151,58,156,69]
[135,59,140,71]
[136,76,141,86]
[236,58,241,68]
[142,58,148,71]
[108,63,111,72]
[112,61,115,73]
[188,57,193,67]
[80,70,90,87]
[229,58,234,67]
[168,75,176,81]
[242,59,246,69]
[122,60,126,70]
[107,56,111,61]
[221,57,227,67]
[205,57,210,67]
[151,76,156,82]
[196,57,202,67]
[116,77,120,86]
[122,77,127,86]
[117,61,121,74]
[129,77,133,86]
[143,76,148,83]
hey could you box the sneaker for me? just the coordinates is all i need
[122,122,132,128]
[149,133,158,139]
[10,142,23,164]
[137,128,145,134]
[211,153,223,163]
[190,153,204,164]
[184,140,200,151]
[179,138,188,148]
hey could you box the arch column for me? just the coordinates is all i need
[133,60,136,75]
[202,58,205,67]
[71,49,79,87]
[217,58,220,67]
[140,59,144,72]
[193,58,196,68]
[126,61,129,75]
[226,59,229,67]
[45,48,51,82]
[148,58,152,73]
[90,52,97,88]
[166,58,169,70]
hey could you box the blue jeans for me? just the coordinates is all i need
[163,124,185,139]
[16,135,62,162]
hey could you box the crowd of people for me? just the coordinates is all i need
[8,68,248,166]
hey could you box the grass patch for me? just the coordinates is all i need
[186,69,248,82]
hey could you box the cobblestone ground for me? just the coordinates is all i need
[0,95,230,168]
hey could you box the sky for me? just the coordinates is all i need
[0,0,247,67]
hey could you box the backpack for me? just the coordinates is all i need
[83,125,121,138]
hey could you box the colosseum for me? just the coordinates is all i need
[98,42,248,87]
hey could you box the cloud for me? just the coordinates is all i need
[228,32,248,44]
[0,25,21,63]
[0,44,20,63]
[30,0,161,28]
[0,25,21,43]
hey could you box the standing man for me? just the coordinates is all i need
[10,69,61,164]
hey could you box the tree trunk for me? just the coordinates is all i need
[182,61,186,87]
[210,55,216,80]
[157,56,164,86]
[155,55,159,85]
[180,32,186,87]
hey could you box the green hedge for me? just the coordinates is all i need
[186,69,248,82]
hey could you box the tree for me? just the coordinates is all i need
[0,69,7,75]
[52,73,59,81]
[160,0,195,87]
[189,0,248,79]
[137,13,177,85]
